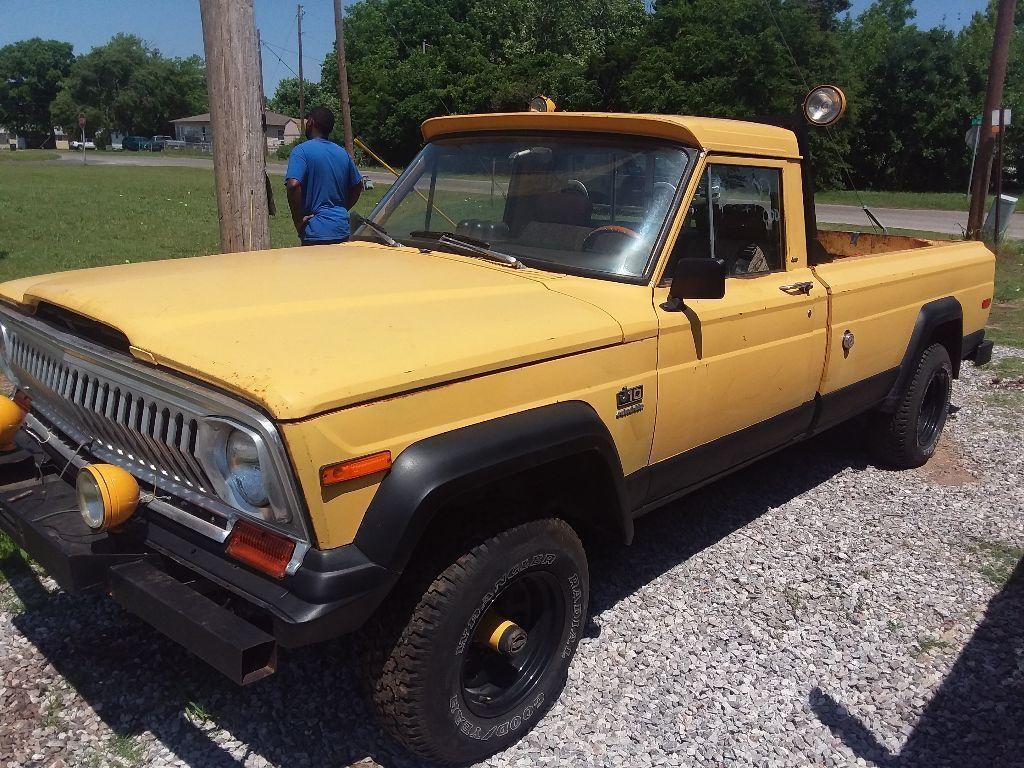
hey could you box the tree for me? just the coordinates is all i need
[319,0,646,163]
[0,38,74,145]
[50,34,207,138]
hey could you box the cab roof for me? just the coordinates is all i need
[421,112,801,160]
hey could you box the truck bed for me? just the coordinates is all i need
[816,229,934,259]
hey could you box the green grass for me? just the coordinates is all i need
[0,530,29,583]
[107,733,144,766]
[0,149,60,162]
[0,164,387,283]
[973,539,1024,586]
[816,189,999,212]
[911,636,951,658]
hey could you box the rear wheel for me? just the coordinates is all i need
[366,518,589,765]
[867,342,952,468]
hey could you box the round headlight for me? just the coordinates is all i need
[802,85,847,127]
[77,470,105,529]
[226,429,269,507]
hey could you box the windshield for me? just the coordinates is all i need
[364,134,692,280]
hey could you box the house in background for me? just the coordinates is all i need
[170,110,300,150]
[0,127,27,150]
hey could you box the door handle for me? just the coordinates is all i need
[779,281,814,296]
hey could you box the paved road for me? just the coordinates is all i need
[816,203,1024,239]
[50,152,1024,237]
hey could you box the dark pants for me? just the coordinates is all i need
[301,239,347,246]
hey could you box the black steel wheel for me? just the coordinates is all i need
[867,342,952,468]
[366,518,589,765]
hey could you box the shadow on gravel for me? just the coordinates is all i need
[3,426,869,768]
[587,424,868,617]
[810,557,1024,768]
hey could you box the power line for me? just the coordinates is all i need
[761,0,879,232]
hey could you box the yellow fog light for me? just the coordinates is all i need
[0,396,26,452]
[76,464,140,531]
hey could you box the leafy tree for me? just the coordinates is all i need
[50,34,207,138]
[0,38,74,145]
[320,0,646,163]
[267,76,332,119]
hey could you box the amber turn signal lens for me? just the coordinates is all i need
[320,451,392,487]
[0,396,26,452]
[227,519,296,579]
[76,464,140,531]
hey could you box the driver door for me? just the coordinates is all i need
[648,157,827,501]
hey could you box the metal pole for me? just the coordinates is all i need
[967,126,980,197]
[995,107,1005,244]
[333,0,354,154]
[297,4,305,134]
[81,125,86,165]
[967,0,1017,238]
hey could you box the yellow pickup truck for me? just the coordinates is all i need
[0,90,995,763]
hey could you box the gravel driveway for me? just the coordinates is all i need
[3,350,1023,768]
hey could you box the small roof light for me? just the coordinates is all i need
[529,95,557,113]
[802,85,847,127]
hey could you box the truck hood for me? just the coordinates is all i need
[0,243,624,419]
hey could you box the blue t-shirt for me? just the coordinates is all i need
[285,138,363,242]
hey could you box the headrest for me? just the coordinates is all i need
[533,184,593,227]
[717,204,769,241]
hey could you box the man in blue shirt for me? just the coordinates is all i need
[285,106,363,245]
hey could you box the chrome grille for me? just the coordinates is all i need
[8,331,212,494]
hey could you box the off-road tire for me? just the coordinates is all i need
[867,342,952,468]
[365,518,589,765]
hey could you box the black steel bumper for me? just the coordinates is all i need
[0,451,399,683]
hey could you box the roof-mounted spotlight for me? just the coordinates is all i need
[802,85,847,127]
[528,95,557,113]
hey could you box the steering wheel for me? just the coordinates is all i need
[582,225,641,253]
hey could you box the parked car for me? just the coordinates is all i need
[0,87,996,765]
[122,135,154,151]
[151,135,179,150]
[69,139,95,150]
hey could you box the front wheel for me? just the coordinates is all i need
[867,342,952,468]
[367,518,589,765]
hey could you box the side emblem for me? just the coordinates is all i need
[615,385,644,418]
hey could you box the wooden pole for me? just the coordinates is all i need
[297,4,305,133]
[967,0,1018,239]
[256,28,267,160]
[333,0,354,155]
[198,0,270,253]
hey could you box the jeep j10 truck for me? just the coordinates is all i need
[0,92,995,763]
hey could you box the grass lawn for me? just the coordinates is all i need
[0,164,386,282]
[815,189,1004,212]
[0,149,60,162]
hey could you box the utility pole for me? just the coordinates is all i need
[297,4,305,133]
[333,0,354,154]
[967,0,1018,240]
[198,0,270,252]
[256,28,267,160]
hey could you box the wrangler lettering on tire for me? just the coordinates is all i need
[366,518,589,764]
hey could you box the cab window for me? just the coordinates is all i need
[672,163,785,278]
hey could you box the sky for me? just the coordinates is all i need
[0,0,994,102]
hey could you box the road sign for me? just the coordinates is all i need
[965,126,980,148]
[972,114,983,126]
[77,113,85,128]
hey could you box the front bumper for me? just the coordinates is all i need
[0,440,399,682]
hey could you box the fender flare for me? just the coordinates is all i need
[881,296,962,412]
[352,401,632,573]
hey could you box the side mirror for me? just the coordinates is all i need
[663,258,726,311]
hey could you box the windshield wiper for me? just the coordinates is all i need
[354,216,400,247]
[411,231,524,269]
